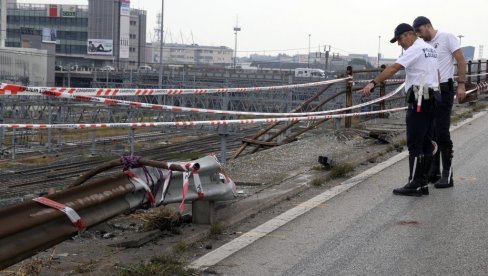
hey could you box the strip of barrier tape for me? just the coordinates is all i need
[180,171,191,213]
[32,197,87,230]
[0,77,350,96]
[124,170,156,205]
[0,106,409,129]
[0,82,406,117]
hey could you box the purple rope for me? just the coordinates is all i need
[120,155,141,171]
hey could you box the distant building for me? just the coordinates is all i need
[0,0,6,47]
[6,1,146,70]
[148,42,233,66]
[461,46,475,61]
[0,47,49,86]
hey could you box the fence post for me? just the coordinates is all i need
[0,102,3,155]
[467,60,472,84]
[129,127,135,155]
[12,128,16,160]
[379,64,387,117]
[345,66,353,128]
[477,60,482,84]
[486,60,488,82]
[219,93,229,164]
[91,129,96,155]
[47,99,52,153]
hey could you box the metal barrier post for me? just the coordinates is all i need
[129,127,135,155]
[12,128,16,160]
[467,60,472,84]
[477,60,482,84]
[486,60,488,82]
[345,66,353,128]
[379,64,387,117]
[47,99,52,153]
[91,129,96,155]
[219,93,229,164]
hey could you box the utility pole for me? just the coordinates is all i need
[457,35,464,46]
[377,35,381,67]
[233,17,241,69]
[158,0,164,89]
[308,34,311,68]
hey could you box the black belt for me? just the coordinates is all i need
[411,85,439,92]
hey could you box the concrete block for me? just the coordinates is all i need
[192,200,216,225]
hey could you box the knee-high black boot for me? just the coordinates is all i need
[393,155,424,197]
[434,148,454,188]
[421,155,432,195]
[428,147,441,183]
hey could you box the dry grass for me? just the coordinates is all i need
[117,255,199,276]
[131,206,181,233]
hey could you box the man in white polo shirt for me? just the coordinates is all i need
[413,16,466,189]
[361,23,439,196]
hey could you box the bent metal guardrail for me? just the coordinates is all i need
[0,155,236,269]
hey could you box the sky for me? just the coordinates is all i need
[18,0,487,59]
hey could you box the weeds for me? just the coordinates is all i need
[117,255,199,276]
[210,223,224,236]
[173,241,188,254]
[311,175,327,187]
[326,162,354,181]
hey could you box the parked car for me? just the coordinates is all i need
[99,65,115,71]
[138,65,153,72]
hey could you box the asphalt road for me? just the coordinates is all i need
[205,111,488,275]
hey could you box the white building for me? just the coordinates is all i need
[0,47,48,86]
[147,42,233,66]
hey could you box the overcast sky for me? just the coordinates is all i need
[18,0,487,59]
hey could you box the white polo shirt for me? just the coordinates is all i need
[396,38,439,91]
[427,31,460,83]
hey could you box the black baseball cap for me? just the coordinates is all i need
[390,23,415,43]
[413,16,431,31]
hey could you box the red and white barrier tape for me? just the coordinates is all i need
[178,162,203,213]
[0,107,408,129]
[0,77,350,96]
[32,197,87,230]
[124,170,156,206]
[0,82,405,117]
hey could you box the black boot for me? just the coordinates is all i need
[393,155,424,197]
[434,169,454,188]
[434,148,454,189]
[428,148,441,183]
[421,155,432,195]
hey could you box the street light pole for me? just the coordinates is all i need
[457,35,464,46]
[377,35,381,67]
[233,25,241,69]
[158,0,164,89]
[308,34,311,68]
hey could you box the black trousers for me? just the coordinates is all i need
[406,98,435,157]
[432,80,455,152]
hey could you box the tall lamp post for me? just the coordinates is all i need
[377,35,381,67]
[233,25,241,69]
[457,34,464,46]
[308,34,311,68]
[158,0,164,89]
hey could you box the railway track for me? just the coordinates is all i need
[0,130,252,201]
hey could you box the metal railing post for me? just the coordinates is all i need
[345,66,353,128]
[219,93,229,164]
[379,64,386,116]
[91,129,96,155]
[467,60,472,84]
[477,60,482,84]
[129,127,135,155]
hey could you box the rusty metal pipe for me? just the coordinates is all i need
[0,174,133,239]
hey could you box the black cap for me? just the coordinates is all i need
[390,23,415,43]
[413,16,431,31]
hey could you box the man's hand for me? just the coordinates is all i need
[456,84,466,103]
[360,82,375,97]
